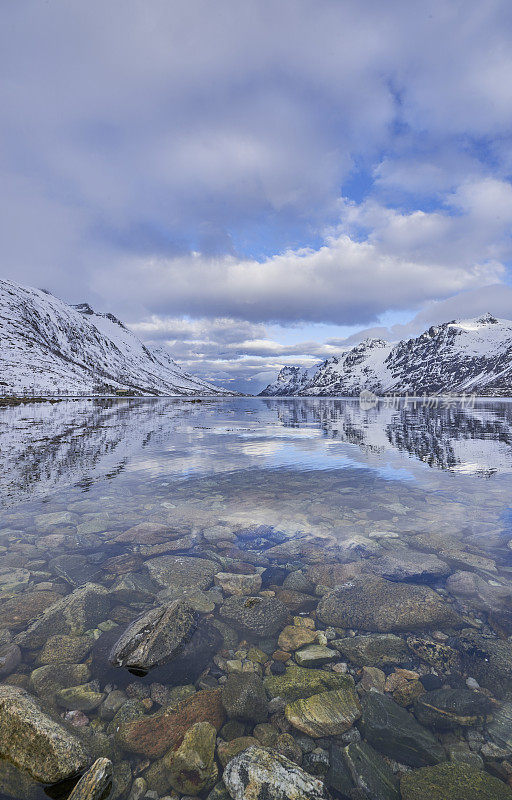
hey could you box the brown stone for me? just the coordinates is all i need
[116,688,225,758]
[115,523,172,545]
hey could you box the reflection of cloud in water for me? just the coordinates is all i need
[2,396,512,507]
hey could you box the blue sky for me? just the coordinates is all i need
[2,1,512,391]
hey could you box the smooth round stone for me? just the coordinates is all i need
[285,686,361,737]
[56,682,106,711]
[400,762,512,800]
[214,572,262,596]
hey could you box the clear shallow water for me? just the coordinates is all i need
[1,397,512,798]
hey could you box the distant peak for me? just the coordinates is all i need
[74,302,94,315]
[476,312,499,325]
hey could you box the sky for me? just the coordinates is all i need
[2,1,512,392]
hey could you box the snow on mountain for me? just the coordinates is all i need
[0,280,231,396]
[260,314,512,397]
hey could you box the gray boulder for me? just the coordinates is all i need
[223,745,328,800]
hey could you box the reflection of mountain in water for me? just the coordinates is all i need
[263,398,512,476]
[0,398,187,505]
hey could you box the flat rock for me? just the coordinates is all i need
[30,664,91,699]
[294,644,337,667]
[414,688,493,730]
[116,688,225,758]
[144,555,217,590]
[488,702,512,751]
[49,555,100,586]
[115,522,172,545]
[0,643,21,677]
[37,634,93,665]
[456,630,512,697]
[360,691,445,767]
[332,634,411,666]
[56,683,106,711]
[343,740,400,800]
[400,762,512,800]
[317,577,461,632]
[0,590,61,628]
[15,583,110,649]
[220,595,289,637]
[264,664,350,701]
[223,745,328,800]
[67,757,113,800]
[108,599,197,674]
[0,685,89,783]
[285,686,361,737]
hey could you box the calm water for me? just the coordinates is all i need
[2,397,512,798]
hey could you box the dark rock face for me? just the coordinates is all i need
[222,673,269,723]
[455,630,512,697]
[369,547,450,583]
[108,600,197,675]
[219,595,289,637]
[414,688,493,730]
[360,692,445,767]
[343,740,400,800]
[317,577,461,633]
[400,762,512,800]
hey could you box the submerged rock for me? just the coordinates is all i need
[222,673,268,722]
[400,762,512,800]
[456,630,512,697]
[414,688,493,730]
[163,721,218,795]
[285,686,361,737]
[220,594,289,636]
[0,643,21,677]
[116,688,225,758]
[214,572,262,596]
[369,547,450,582]
[223,745,328,800]
[360,691,445,767]
[317,576,461,632]
[278,625,316,651]
[343,740,400,800]
[0,685,89,783]
[264,664,350,701]
[294,644,337,667]
[144,555,217,590]
[67,758,113,800]
[56,683,106,712]
[108,599,197,674]
[332,633,411,667]
[15,583,109,649]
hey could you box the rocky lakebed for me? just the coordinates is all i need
[1,397,512,800]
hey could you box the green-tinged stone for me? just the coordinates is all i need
[294,644,337,667]
[360,691,445,768]
[343,741,400,800]
[163,721,218,794]
[285,687,361,737]
[56,682,106,711]
[400,762,512,800]
[264,664,351,701]
[0,686,89,783]
[30,664,91,698]
[67,758,113,800]
[0,759,38,799]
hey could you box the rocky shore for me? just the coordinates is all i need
[1,504,512,800]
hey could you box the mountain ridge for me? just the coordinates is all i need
[0,279,231,396]
[260,314,512,397]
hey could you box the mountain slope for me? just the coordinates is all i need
[260,314,512,397]
[0,280,230,396]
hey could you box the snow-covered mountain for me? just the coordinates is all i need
[260,314,512,397]
[0,280,231,396]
